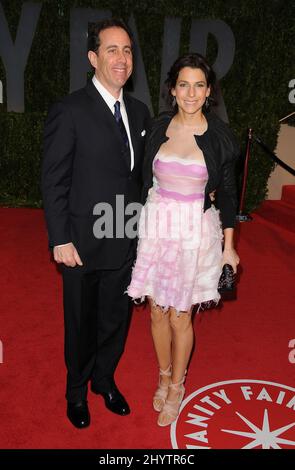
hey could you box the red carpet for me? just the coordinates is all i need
[0,188,294,449]
[254,185,295,233]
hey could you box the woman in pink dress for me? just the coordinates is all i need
[127,53,240,426]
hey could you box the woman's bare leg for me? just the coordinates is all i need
[148,297,172,409]
[158,307,194,426]
[170,307,194,383]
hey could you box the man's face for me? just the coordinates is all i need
[88,26,133,97]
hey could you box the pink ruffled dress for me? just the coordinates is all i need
[127,148,223,313]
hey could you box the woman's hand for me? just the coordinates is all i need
[209,190,216,202]
[222,248,240,273]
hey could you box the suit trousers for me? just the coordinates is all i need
[61,250,134,403]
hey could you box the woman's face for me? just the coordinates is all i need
[171,66,210,115]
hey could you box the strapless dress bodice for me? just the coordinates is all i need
[152,153,208,202]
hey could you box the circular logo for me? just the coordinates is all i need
[171,379,295,449]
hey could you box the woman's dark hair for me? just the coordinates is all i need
[88,18,134,53]
[165,53,217,109]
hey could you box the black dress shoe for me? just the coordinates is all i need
[91,385,130,416]
[67,400,90,428]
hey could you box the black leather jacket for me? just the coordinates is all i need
[142,110,240,229]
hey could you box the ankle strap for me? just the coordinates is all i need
[169,370,187,390]
[159,364,172,377]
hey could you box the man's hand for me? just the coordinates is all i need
[53,243,83,267]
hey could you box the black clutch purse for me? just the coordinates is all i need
[218,264,236,293]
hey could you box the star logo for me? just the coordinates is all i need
[171,379,295,449]
[222,408,295,449]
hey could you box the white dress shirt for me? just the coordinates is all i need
[56,76,134,249]
[92,75,134,170]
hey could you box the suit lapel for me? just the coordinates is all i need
[85,81,131,169]
[123,93,140,170]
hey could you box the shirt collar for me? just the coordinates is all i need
[92,75,124,111]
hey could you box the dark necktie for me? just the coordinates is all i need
[114,101,131,165]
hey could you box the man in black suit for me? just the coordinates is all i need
[42,18,150,428]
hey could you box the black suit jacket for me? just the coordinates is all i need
[142,111,240,229]
[42,80,151,269]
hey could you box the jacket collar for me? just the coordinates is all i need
[122,93,139,158]
[85,80,140,171]
[92,75,124,111]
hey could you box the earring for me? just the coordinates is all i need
[205,97,209,109]
[172,96,176,107]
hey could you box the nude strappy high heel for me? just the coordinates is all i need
[157,373,186,426]
[153,364,172,412]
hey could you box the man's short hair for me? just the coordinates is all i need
[88,18,134,53]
